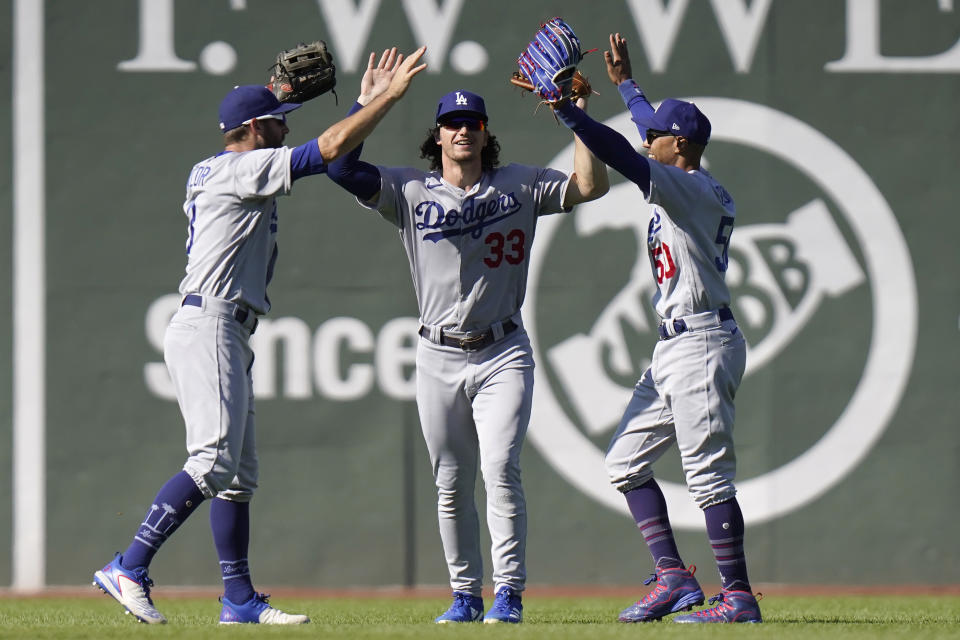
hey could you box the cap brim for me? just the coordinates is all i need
[633,110,671,133]
[437,109,488,123]
[271,101,302,115]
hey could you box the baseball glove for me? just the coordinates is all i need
[510,69,594,102]
[514,17,590,104]
[268,40,336,103]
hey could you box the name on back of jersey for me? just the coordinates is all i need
[187,164,212,188]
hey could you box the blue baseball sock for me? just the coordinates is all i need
[623,479,684,569]
[210,498,256,604]
[704,498,751,591]
[121,471,205,570]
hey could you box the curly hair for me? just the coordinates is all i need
[419,126,501,172]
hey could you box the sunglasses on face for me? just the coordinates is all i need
[242,113,286,126]
[645,128,674,144]
[439,117,485,132]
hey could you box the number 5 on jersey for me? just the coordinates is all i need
[715,216,734,272]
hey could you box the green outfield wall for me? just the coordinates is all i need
[2,0,958,590]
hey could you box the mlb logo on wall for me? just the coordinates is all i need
[524,98,917,529]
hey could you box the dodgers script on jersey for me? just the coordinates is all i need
[645,161,735,319]
[180,147,294,315]
[365,163,571,330]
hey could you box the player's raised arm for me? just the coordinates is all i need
[325,48,409,203]
[315,45,427,163]
[554,100,652,197]
[563,96,610,207]
[604,33,656,138]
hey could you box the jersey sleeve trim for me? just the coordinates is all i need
[290,139,327,180]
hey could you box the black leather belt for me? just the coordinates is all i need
[658,307,734,340]
[182,294,258,333]
[419,320,518,351]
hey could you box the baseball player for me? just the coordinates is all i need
[547,33,762,623]
[325,52,608,623]
[92,47,427,625]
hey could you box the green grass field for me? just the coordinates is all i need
[0,594,957,639]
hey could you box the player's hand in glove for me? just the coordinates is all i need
[268,40,337,103]
[604,32,633,86]
[512,17,593,105]
[510,69,594,104]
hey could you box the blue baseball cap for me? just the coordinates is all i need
[436,90,488,123]
[638,98,711,145]
[218,85,302,132]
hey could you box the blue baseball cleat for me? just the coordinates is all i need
[435,592,484,623]
[92,553,167,624]
[618,565,705,622]
[219,592,309,624]
[673,588,762,623]
[484,586,523,624]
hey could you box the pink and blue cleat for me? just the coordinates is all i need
[673,588,763,623]
[618,565,705,622]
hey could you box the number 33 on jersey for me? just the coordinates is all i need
[365,163,570,331]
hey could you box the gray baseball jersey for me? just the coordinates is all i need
[180,147,292,315]
[366,163,570,329]
[362,162,570,596]
[173,146,293,499]
[645,162,735,319]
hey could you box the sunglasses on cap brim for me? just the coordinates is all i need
[645,128,675,144]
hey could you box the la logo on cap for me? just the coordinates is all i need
[455,91,468,105]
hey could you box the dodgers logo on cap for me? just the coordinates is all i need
[436,90,488,123]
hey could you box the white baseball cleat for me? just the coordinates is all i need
[92,553,167,624]
[219,593,310,624]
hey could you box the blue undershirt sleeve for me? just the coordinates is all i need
[326,101,381,201]
[290,140,327,180]
[554,101,651,197]
[618,79,656,139]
